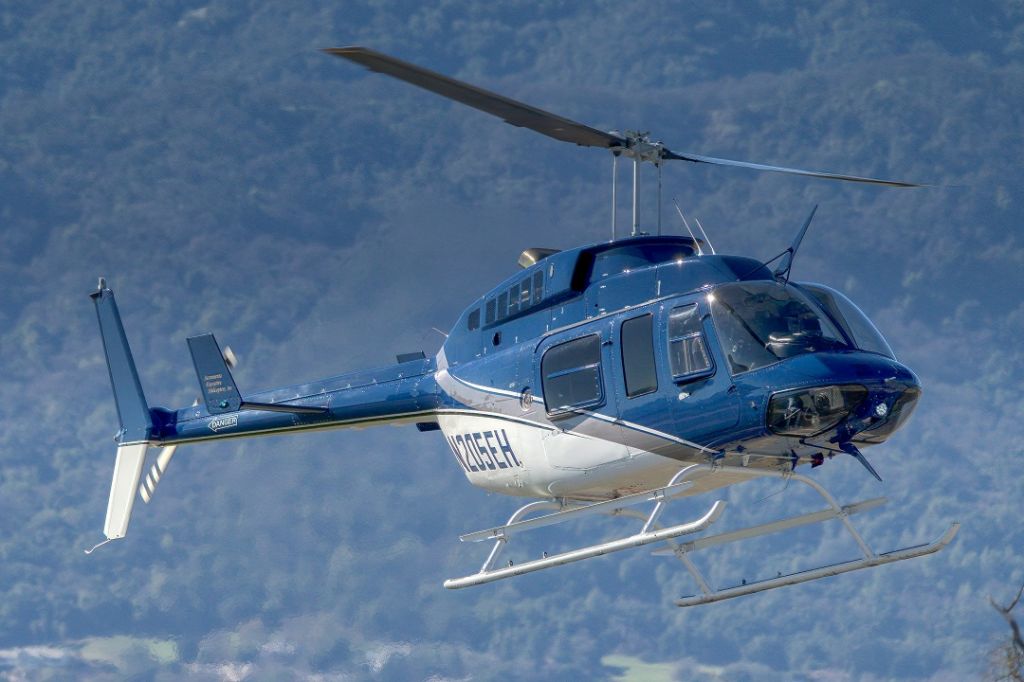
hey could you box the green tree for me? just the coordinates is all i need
[991,583,1024,681]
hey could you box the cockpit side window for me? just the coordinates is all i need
[542,334,604,415]
[667,304,713,380]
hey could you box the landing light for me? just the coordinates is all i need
[768,385,868,438]
[874,402,889,418]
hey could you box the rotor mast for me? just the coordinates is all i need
[611,131,667,239]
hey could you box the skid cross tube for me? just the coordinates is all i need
[444,464,721,589]
[459,478,696,544]
[653,465,960,607]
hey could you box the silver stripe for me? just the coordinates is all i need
[576,408,717,454]
[444,370,524,399]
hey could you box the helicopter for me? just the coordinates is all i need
[87,47,958,607]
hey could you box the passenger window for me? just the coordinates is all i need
[668,304,712,379]
[520,278,531,307]
[507,285,519,315]
[467,309,480,331]
[497,292,508,320]
[485,299,496,325]
[542,334,604,415]
[621,314,658,397]
[532,271,544,304]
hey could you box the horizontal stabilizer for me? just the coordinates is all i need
[188,334,243,414]
[188,333,328,415]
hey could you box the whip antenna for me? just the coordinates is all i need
[693,216,716,255]
[673,201,703,255]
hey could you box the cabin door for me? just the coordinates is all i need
[663,299,741,445]
[537,321,630,471]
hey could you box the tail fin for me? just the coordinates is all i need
[88,279,154,549]
[90,279,154,442]
[187,333,243,414]
[187,332,327,415]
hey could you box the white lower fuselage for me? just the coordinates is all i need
[437,411,688,501]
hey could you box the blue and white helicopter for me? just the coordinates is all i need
[88,48,958,607]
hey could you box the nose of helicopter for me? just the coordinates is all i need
[764,351,922,445]
[790,350,918,386]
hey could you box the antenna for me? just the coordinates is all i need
[773,204,818,283]
[632,155,640,236]
[611,152,619,241]
[693,217,716,255]
[672,200,702,255]
[657,161,663,236]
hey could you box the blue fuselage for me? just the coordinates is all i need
[146,236,919,498]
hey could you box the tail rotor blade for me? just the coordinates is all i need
[139,444,178,504]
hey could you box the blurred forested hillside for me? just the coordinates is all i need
[1,1,1022,679]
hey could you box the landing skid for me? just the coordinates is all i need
[443,464,959,606]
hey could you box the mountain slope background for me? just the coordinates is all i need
[1,1,1022,679]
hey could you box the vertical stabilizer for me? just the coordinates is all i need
[104,443,149,539]
[90,279,154,443]
[87,279,154,550]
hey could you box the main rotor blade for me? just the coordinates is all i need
[662,149,922,187]
[324,47,625,149]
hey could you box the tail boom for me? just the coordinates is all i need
[156,358,440,445]
[89,280,441,551]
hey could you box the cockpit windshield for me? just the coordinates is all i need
[796,283,896,359]
[709,282,849,374]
